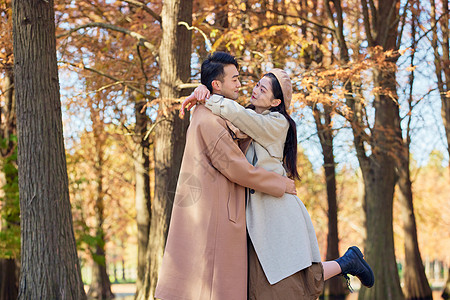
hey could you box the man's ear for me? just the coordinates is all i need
[271,99,282,107]
[211,80,221,91]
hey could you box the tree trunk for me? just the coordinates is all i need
[439,0,450,155]
[349,1,405,298]
[12,0,86,299]
[430,1,450,298]
[349,36,404,300]
[137,0,192,298]
[397,169,432,300]
[358,149,403,300]
[133,93,151,293]
[215,0,229,29]
[443,269,450,299]
[0,164,19,300]
[352,69,404,300]
[396,10,432,299]
[87,111,114,299]
[312,105,347,300]
[431,0,450,163]
[88,241,114,299]
[0,259,18,300]
[1,66,16,153]
[0,61,19,300]
[122,258,126,281]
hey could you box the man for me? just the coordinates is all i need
[155,52,296,300]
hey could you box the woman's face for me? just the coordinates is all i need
[250,76,281,113]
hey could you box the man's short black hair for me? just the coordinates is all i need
[201,52,239,93]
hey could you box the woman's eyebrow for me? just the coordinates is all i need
[261,84,268,91]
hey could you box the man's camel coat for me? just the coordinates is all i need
[155,105,287,300]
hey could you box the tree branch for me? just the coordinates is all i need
[176,82,200,91]
[253,8,334,32]
[361,0,375,47]
[122,0,162,24]
[416,13,447,44]
[324,0,336,30]
[178,21,212,51]
[343,83,370,169]
[0,84,14,97]
[380,0,400,48]
[368,0,378,32]
[136,44,148,83]
[397,0,411,49]
[65,62,155,100]
[57,22,158,56]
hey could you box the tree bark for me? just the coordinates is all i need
[350,70,403,300]
[438,0,450,157]
[87,109,114,299]
[1,66,16,155]
[0,59,19,300]
[343,1,404,299]
[327,0,405,299]
[326,2,404,298]
[443,270,450,299]
[88,243,114,300]
[137,0,192,298]
[430,0,450,298]
[215,0,229,29]
[431,0,450,165]
[133,93,151,293]
[357,6,404,298]
[397,168,432,300]
[357,146,403,300]
[397,132,431,299]
[312,105,347,300]
[396,8,432,299]
[0,163,19,300]
[12,0,86,299]
[0,259,18,300]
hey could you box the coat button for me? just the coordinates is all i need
[250,189,255,194]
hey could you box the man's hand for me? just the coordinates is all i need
[180,85,210,118]
[284,177,297,195]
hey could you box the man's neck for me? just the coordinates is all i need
[212,92,236,101]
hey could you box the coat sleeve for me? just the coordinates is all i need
[207,129,286,198]
[204,95,289,150]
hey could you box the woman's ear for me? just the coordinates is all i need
[271,99,282,107]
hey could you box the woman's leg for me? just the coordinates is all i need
[321,261,341,281]
[322,246,375,288]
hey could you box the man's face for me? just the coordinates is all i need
[212,64,241,100]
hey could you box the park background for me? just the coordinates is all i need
[0,0,449,299]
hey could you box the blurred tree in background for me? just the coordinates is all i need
[0,0,449,299]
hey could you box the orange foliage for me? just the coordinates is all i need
[394,152,450,264]
[0,0,13,71]
[67,123,136,266]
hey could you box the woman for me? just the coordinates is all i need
[182,69,374,299]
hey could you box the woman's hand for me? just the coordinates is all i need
[180,85,210,117]
[180,93,198,117]
[193,84,210,101]
[284,177,297,195]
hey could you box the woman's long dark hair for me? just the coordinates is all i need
[247,73,300,180]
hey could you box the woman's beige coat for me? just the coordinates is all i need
[155,105,288,300]
[204,95,322,285]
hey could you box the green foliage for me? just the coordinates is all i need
[72,200,107,266]
[0,135,20,259]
